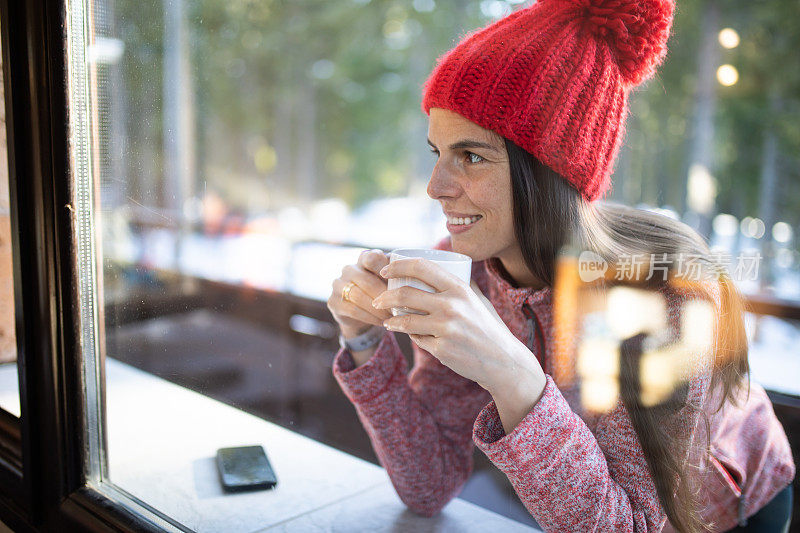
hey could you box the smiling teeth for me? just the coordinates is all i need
[448,215,482,225]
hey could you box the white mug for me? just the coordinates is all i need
[387,248,472,316]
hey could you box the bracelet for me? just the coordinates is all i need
[339,325,385,352]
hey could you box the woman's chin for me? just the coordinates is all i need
[450,241,487,262]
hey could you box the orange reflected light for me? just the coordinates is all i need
[555,249,722,413]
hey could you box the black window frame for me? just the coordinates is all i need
[0,1,166,531]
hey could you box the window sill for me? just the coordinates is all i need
[0,358,538,531]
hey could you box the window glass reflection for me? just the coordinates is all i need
[63,0,800,529]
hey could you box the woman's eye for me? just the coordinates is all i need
[466,152,484,164]
[429,148,439,157]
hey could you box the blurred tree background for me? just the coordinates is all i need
[111,0,800,239]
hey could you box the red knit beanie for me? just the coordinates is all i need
[421,0,675,202]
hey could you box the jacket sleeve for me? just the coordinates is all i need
[471,284,718,532]
[331,235,490,517]
[333,331,491,517]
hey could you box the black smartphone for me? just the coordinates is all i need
[216,445,278,493]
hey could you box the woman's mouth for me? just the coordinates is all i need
[446,215,482,234]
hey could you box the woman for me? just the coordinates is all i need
[327,0,795,531]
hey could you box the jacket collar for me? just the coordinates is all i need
[485,256,552,310]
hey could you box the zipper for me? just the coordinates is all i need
[709,454,747,527]
[521,302,545,367]
[709,455,742,495]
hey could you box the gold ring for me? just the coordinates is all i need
[342,281,356,302]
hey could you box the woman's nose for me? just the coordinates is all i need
[427,163,461,199]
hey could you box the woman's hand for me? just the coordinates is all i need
[372,257,543,396]
[327,249,394,339]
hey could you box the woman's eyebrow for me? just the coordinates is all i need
[427,137,500,153]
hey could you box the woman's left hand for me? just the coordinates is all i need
[372,257,539,394]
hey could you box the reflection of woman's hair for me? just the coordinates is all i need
[504,136,750,533]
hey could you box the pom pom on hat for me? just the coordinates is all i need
[555,0,675,86]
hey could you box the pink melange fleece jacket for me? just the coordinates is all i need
[332,237,795,532]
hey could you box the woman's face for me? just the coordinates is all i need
[426,107,516,263]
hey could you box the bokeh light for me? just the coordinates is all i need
[718,28,740,49]
[717,64,739,86]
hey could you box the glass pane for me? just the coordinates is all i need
[68,0,541,530]
[0,39,21,418]
[64,0,799,530]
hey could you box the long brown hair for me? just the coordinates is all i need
[504,137,750,532]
